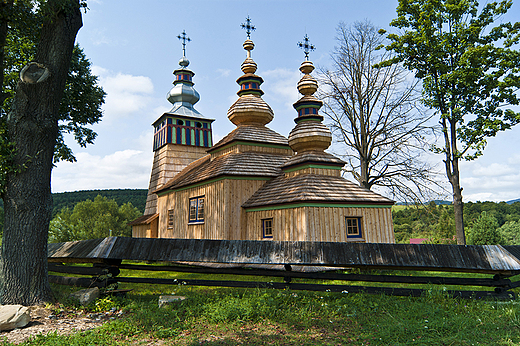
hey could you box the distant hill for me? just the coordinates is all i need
[51,189,148,215]
[507,198,520,205]
[395,200,451,206]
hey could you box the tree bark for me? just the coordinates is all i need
[444,117,466,245]
[1,0,82,305]
[0,1,12,106]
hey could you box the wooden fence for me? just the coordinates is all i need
[48,237,520,299]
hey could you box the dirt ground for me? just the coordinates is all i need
[0,305,118,344]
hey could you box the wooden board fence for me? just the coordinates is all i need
[47,237,520,299]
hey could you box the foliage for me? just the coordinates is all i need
[467,212,502,245]
[19,275,520,345]
[1,2,105,168]
[51,189,148,215]
[393,201,520,244]
[55,45,106,162]
[49,195,141,242]
[320,21,438,203]
[382,0,520,244]
[498,221,520,245]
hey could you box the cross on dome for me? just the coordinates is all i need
[297,34,315,60]
[177,30,191,57]
[241,16,256,39]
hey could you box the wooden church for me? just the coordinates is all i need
[130,25,395,243]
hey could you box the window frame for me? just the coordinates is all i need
[167,209,175,229]
[262,218,273,239]
[345,217,363,240]
[188,196,205,224]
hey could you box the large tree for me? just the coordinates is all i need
[0,0,103,304]
[382,0,520,244]
[49,195,141,243]
[320,21,438,203]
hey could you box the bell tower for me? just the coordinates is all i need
[131,31,214,238]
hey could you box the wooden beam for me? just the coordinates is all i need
[114,276,515,300]
[48,238,520,275]
[116,263,512,287]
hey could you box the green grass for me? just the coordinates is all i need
[11,265,520,345]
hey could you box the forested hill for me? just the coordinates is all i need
[51,189,148,215]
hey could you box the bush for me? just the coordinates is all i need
[497,220,520,245]
[467,211,502,245]
[49,195,141,242]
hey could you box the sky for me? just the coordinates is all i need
[51,0,520,203]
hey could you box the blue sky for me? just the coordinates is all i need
[51,0,520,203]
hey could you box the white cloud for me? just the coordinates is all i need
[52,150,153,193]
[93,66,155,123]
[508,154,520,165]
[471,163,516,177]
[460,161,520,202]
[262,68,300,111]
[216,68,232,78]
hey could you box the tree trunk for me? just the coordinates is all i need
[1,0,82,305]
[445,118,466,245]
[453,182,465,245]
[0,1,11,106]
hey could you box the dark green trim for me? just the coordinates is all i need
[209,140,291,154]
[157,175,273,196]
[237,90,263,97]
[283,164,342,173]
[245,203,393,212]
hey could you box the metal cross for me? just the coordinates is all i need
[177,30,191,57]
[298,34,315,60]
[241,16,256,39]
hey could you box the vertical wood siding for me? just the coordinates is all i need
[157,179,267,240]
[245,206,394,243]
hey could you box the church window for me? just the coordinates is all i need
[189,196,205,223]
[345,217,362,239]
[167,209,175,229]
[262,218,273,239]
[195,122,202,128]
[177,120,184,126]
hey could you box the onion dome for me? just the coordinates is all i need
[166,31,201,114]
[288,35,332,153]
[227,17,274,126]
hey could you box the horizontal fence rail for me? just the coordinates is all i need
[47,238,520,299]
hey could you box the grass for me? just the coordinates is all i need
[6,265,520,345]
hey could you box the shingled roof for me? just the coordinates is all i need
[128,213,158,226]
[209,124,289,153]
[155,151,291,193]
[282,150,345,169]
[242,173,394,208]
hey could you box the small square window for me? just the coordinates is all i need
[346,217,362,239]
[262,218,273,239]
[167,209,175,229]
[189,196,205,223]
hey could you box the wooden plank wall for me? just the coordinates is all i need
[48,237,520,275]
[132,224,150,238]
[245,206,394,243]
[157,179,267,240]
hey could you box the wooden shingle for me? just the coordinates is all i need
[209,124,289,153]
[156,151,291,193]
[243,174,394,208]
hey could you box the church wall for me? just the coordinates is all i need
[156,178,267,240]
[245,206,395,243]
[132,224,150,238]
[143,144,208,216]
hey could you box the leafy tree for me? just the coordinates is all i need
[0,0,104,305]
[49,196,141,243]
[497,221,520,245]
[467,212,502,245]
[319,21,438,203]
[382,0,520,244]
